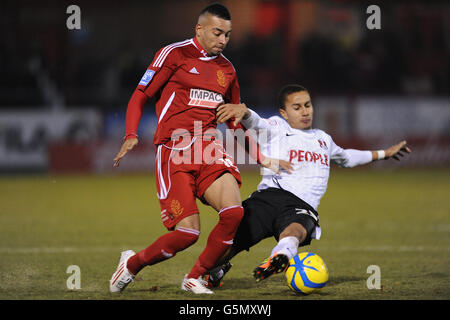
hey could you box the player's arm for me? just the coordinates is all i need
[221,75,292,173]
[332,140,411,168]
[370,140,411,161]
[225,116,292,174]
[217,103,274,131]
[221,75,260,162]
[113,49,178,167]
[220,86,292,173]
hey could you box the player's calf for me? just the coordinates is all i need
[126,227,200,275]
[187,205,243,279]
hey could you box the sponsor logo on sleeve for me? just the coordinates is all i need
[139,69,155,86]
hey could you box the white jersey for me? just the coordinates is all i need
[242,109,373,211]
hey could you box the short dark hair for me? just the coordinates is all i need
[200,3,231,20]
[278,84,308,109]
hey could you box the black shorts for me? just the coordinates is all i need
[232,188,319,253]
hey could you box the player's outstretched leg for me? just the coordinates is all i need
[109,250,136,293]
[253,236,299,282]
[253,252,289,282]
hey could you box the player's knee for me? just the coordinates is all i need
[280,223,307,243]
[184,232,199,248]
[177,213,201,231]
[171,227,200,253]
[219,205,244,227]
[297,228,307,243]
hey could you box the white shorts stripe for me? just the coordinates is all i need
[156,145,168,199]
[156,145,173,200]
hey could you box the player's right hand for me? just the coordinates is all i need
[385,140,411,161]
[113,137,138,167]
[216,103,250,126]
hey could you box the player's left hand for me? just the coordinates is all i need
[385,140,411,161]
[216,103,250,126]
[113,137,138,167]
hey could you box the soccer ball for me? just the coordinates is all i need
[285,252,329,295]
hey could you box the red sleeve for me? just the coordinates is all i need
[124,48,179,140]
[124,90,147,140]
[137,47,178,98]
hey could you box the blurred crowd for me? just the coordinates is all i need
[1,1,448,110]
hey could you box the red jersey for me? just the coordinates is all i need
[128,37,240,145]
[124,37,264,163]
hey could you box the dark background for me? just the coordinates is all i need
[0,0,449,173]
[1,0,448,108]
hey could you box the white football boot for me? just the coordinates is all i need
[109,250,136,293]
[181,274,214,294]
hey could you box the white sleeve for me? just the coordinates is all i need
[241,109,276,131]
[330,140,373,168]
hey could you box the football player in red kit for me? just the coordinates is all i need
[109,3,276,294]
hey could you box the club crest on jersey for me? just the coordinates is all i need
[217,70,227,87]
[139,69,155,86]
[318,138,328,150]
[188,89,224,109]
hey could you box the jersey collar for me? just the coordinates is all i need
[283,118,315,136]
[288,127,315,135]
[192,37,215,58]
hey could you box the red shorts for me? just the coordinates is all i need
[155,137,242,230]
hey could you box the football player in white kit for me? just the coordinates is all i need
[204,84,411,287]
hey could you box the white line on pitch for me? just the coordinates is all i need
[0,245,448,254]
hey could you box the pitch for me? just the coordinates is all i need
[0,168,449,300]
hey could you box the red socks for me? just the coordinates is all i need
[127,227,199,275]
[187,205,244,279]
[126,205,244,279]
